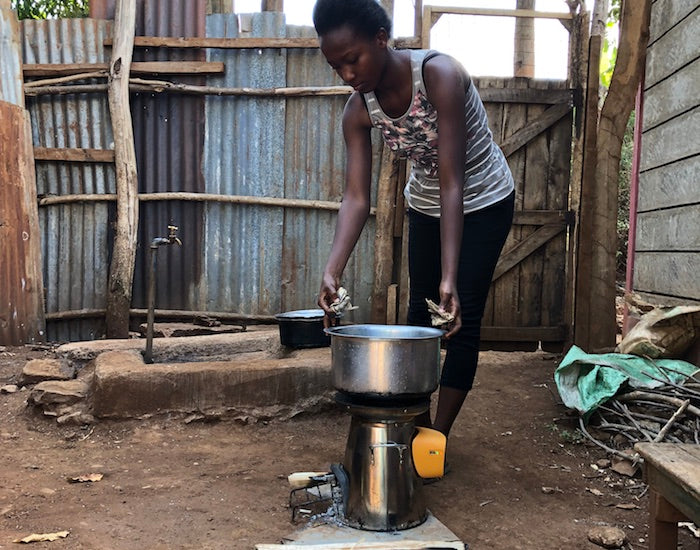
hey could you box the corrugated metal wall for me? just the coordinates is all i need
[0,2,23,106]
[281,24,380,315]
[22,18,115,341]
[19,5,380,341]
[128,0,207,314]
[200,12,287,315]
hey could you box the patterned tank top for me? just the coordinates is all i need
[363,50,514,217]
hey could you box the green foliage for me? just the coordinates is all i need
[616,111,635,277]
[546,423,584,445]
[11,0,89,20]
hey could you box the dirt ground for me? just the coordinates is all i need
[1,344,697,550]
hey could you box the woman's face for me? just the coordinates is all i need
[319,24,388,93]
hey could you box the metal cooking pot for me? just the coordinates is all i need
[275,309,330,349]
[325,325,444,398]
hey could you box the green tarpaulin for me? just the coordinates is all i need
[554,345,699,417]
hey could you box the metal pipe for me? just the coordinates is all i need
[144,225,181,364]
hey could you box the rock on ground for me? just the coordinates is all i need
[19,359,75,386]
[587,526,629,548]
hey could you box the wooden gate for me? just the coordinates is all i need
[478,78,574,350]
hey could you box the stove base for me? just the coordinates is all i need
[254,511,467,549]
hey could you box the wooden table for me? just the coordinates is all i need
[635,443,700,549]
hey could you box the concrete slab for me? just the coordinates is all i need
[91,347,333,420]
[56,329,283,368]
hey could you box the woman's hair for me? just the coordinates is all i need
[312,0,392,39]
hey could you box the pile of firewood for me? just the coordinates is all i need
[579,369,700,460]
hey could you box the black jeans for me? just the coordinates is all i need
[407,191,514,391]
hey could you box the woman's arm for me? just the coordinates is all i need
[318,92,374,320]
[423,55,469,338]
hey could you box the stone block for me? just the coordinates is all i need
[28,380,89,407]
[19,359,75,386]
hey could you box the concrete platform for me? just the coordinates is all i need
[256,511,467,549]
[91,345,333,420]
[56,328,284,368]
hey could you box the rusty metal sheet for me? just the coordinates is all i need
[21,18,115,341]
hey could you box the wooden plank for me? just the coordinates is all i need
[518,93,549,328]
[33,147,115,163]
[498,103,572,157]
[512,210,571,225]
[640,105,700,172]
[542,95,573,334]
[429,6,572,20]
[398,215,410,324]
[0,101,45,345]
[648,490,682,550]
[476,86,574,105]
[481,325,566,341]
[649,0,698,44]
[106,36,320,49]
[635,443,700,526]
[386,284,398,325]
[493,224,565,281]
[371,147,399,324]
[637,205,700,251]
[634,252,700,301]
[646,8,700,88]
[23,61,225,77]
[643,57,700,130]
[490,78,526,329]
[638,155,700,211]
[105,0,138,338]
[38,192,359,214]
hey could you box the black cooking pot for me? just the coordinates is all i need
[275,309,330,349]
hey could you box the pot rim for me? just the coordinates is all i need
[325,324,444,341]
[275,309,325,321]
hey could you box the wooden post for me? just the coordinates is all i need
[414,0,423,42]
[105,0,138,338]
[371,146,399,324]
[206,1,235,15]
[421,5,433,49]
[573,0,605,351]
[587,0,650,349]
[566,1,588,347]
[261,0,283,12]
[514,0,535,77]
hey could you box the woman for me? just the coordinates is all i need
[314,0,515,441]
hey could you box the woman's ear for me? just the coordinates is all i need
[375,27,389,48]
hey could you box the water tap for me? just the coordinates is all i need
[151,224,182,248]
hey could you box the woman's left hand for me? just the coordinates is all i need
[439,280,462,339]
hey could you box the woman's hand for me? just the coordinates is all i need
[439,279,462,339]
[318,272,340,328]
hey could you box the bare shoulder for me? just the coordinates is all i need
[342,91,373,131]
[423,53,470,101]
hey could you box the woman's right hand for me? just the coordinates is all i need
[318,272,340,327]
